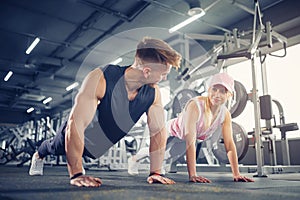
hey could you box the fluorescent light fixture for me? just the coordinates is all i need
[110,57,123,65]
[27,107,35,113]
[4,71,13,81]
[43,97,53,104]
[169,11,205,33]
[66,82,79,91]
[26,37,40,54]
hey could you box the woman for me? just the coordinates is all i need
[128,72,254,183]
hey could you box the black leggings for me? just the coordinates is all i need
[37,120,95,159]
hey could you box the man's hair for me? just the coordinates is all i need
[135,37,182,69]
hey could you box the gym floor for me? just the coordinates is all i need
[0,165,300,200]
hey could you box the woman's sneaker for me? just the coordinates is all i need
[128,156,139,175]
[29,152,44,176]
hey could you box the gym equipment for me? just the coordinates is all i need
[124,135,138,154]
[0,116,64,166]
[171,89,199,118]
[212,121,248,164]
[230,80,248,118]
[171,80,248,120]
[269,99,298,166]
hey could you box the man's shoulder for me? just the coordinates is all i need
[100,65,128,80]
[100,64,121,72]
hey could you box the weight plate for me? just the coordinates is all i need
[230,80,248,118]
[212,121,249,164]
[171,89,198,118]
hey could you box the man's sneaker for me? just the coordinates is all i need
[82,166,86,175]
[161,166,166,175]
[128,156,139,176]
[29,152,44,176]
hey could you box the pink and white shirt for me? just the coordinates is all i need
[168,97,227,141]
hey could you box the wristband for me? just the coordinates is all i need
[149,172,165,177]
[70,172,83,180]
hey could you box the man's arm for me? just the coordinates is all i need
[65,68,105,187]
[146,85,175,184]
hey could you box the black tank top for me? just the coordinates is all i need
[97,65,155,144]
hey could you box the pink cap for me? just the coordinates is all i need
[208,73,234,93]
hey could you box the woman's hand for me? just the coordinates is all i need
[233,175,254,182]
[189,175,211,183]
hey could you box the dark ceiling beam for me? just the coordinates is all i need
[78,0,151,22]
[143,0,230,33]
[0,68,75,86]
[48,99,73,116]
[49,0,123,58]
[0,69,36,83]
[26,55,69,68]
[10,99,47,107]
[49,11,105,57]
[0,108,33,124]
[1,84,65,96]
[78,0,132,22]
[70,1,151,61]
[0,28,107,55]
[70,20,125,61]
[0,84,40,93]
[1,0,152,120]
[3,1,106,33]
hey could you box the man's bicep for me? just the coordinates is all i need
[147,86,166,135]
[70,69,102,131]
[147,104,166,136]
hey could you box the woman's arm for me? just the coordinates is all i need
[222,110,254,182]
[222,110,240,176]
[184,100,211,183]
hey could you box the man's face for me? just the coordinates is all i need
[146,63,171,84]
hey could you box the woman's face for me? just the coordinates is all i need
[208,84,230,106]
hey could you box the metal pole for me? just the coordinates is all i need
[184,35,190,69]
[251,51,267,177]
[261,57,277,166]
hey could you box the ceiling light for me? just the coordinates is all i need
[188,7,204,16]
[66,82,79,91]
[186,0,203,16]
[169,11,205,33]
[110,57,123,65]
[27,107,35,113]
[43,97,53,104]
[25,37,40,55]
[4,71,13,81]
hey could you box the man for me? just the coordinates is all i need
[29,37,182,187]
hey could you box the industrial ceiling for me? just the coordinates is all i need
[0,0,300,124]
